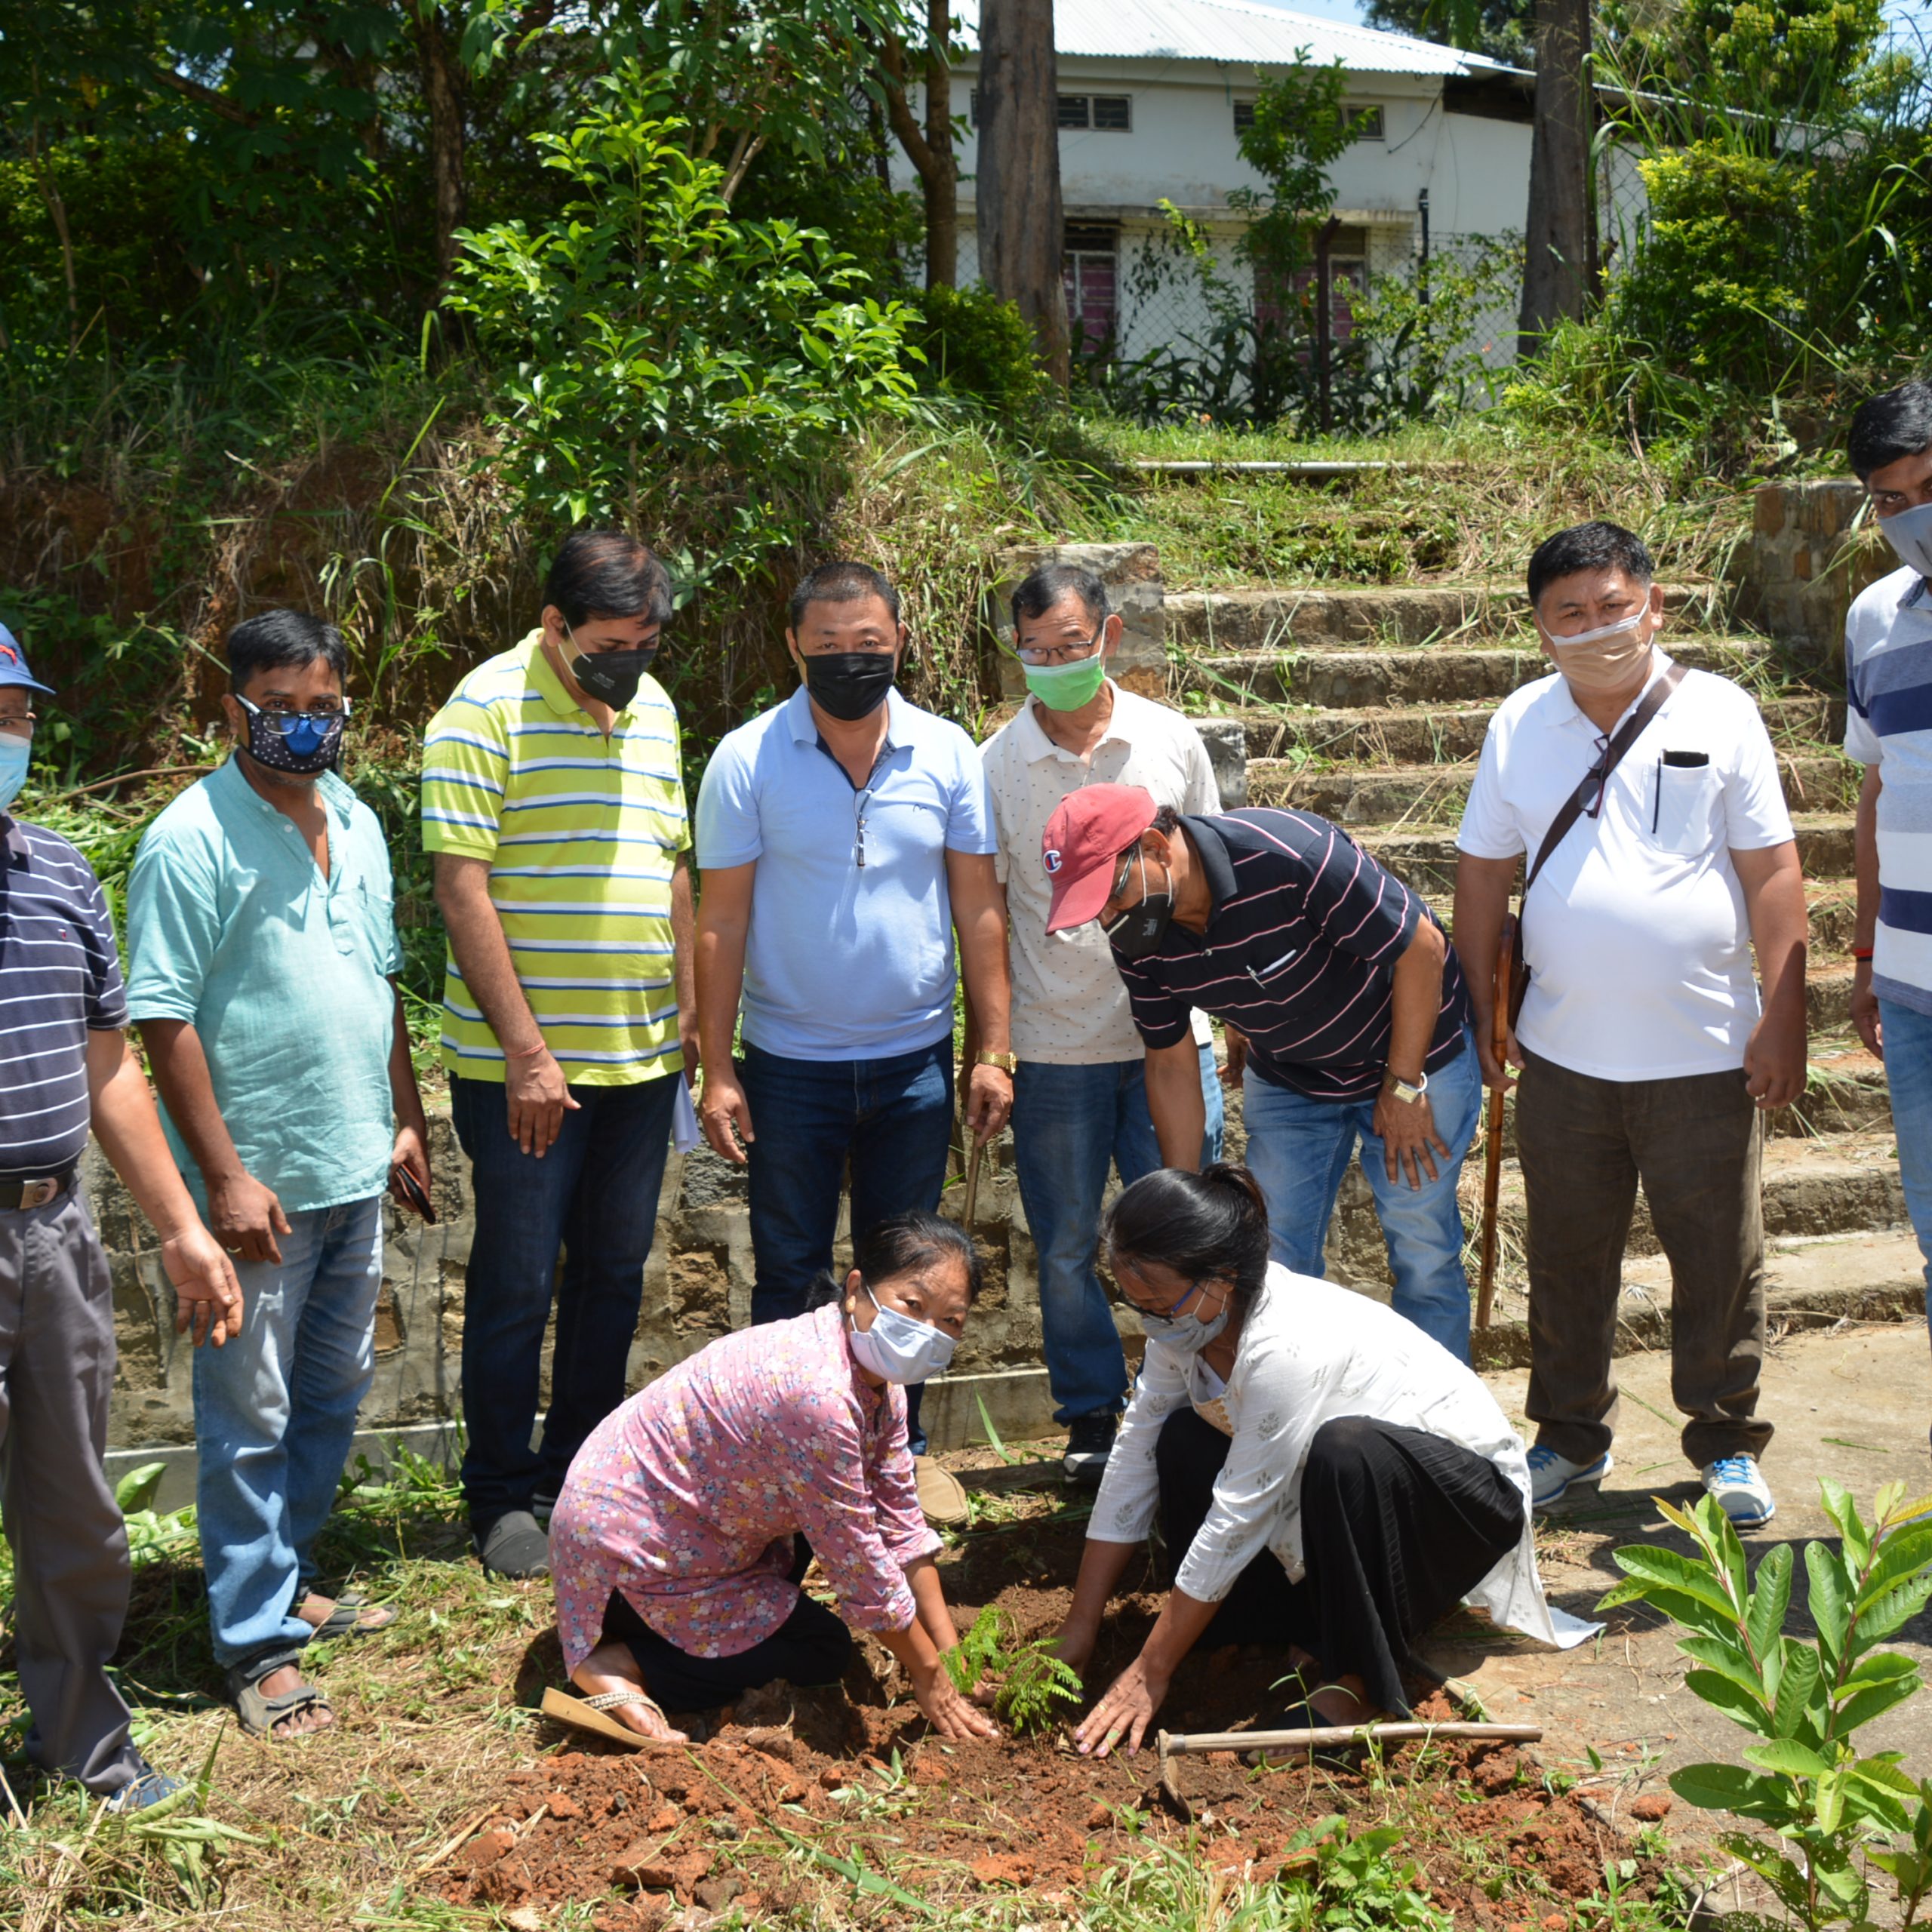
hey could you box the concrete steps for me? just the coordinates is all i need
[1247,749,1857,826]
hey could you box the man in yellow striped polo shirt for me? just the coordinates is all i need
[421,529,695,1579]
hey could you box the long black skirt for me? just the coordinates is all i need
[1155,1408,1524,1716]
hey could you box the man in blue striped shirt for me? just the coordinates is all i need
[1847,382,1932,1361]
[1039,784,1480,1361]
[0,629,240,1810]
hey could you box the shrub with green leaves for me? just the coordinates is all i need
[943,1604,1084,1736]
[1596,1481,1932,1930]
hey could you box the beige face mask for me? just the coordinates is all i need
[1540,611,1654,694]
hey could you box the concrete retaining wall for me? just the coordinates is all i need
[1740,480,1894,669]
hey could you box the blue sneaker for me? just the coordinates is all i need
[101,1763,185,1814]
[1527,1443,1613,1510]
[1703,1455,1776,1528]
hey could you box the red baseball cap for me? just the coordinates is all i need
[1042,783,1159,934]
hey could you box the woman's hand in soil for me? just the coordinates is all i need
[914,1663,1000,1740]
[1074,1654,1170,1758]
[1047,1623,1095,1683]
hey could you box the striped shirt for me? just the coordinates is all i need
[1113,809,1471,1100]
[1846,565,1932,1016]
[420,630,690,1084]
[0,816,127,1181]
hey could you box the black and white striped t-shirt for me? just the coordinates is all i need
[0,816,128,1180]
[1113,809,1471,1101]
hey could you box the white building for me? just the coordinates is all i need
[894,0,1538,368]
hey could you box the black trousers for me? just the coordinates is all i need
[1156,1409,1524,1715]
[597,1537,853,1712]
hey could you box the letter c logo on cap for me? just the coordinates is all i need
[1044,848,1062,874]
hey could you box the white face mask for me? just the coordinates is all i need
[1877,500,1932,578]
[1136,1283,1231,1355]
[847,1281,956,1385]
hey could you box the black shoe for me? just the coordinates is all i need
[1063,1413,1118,1485]
[475,1509,551,1579]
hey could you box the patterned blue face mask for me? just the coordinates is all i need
[236,693,349,775]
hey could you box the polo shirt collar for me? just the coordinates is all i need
[1016,681,1127,763]
[524,626,647,725]
[1541,649,1679,734]
[1179,812,1238,915]
[786,680,907,750]
[2,814,26,866]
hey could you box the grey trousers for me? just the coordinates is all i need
[1515,1048,1772,1469]
[0,1191,143,1793]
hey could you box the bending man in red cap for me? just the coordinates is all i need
[1040,783,1480,1361]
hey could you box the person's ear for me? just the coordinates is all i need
[1645,581,1665,624]
[1142,826,1170,863]
[220,693,245,737]
[1100,612,1124,657]
[843,1266,866,1315]
[786,630,804,672]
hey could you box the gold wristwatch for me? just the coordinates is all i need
[974,1051,1018,1074]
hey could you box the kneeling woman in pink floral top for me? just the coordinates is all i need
[550,1211,996,1743]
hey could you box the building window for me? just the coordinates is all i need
[1063,223,1120,354]
[1058,94,1131,131]
[1235,100,1385,141]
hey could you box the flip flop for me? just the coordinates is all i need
[540,1685,687,1751]
[298,1591,397,1641]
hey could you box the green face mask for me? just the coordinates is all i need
[1023,648,1109,712]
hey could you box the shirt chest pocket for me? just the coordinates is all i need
[1648,753,1716,856]
[328,870,385,961]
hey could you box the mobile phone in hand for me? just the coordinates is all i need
[393,1164,438,1225]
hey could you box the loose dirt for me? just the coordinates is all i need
[435,1518,1671,1924]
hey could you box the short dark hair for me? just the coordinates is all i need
[1849,382,1932,480]
[789,561,901,635]
[1103,1163,1272,1312]
[805,1208,983,1309]
[1527,521,1655,607]
[1011,561,1108,633]
[226,610,349,691]
[543,528,673,629]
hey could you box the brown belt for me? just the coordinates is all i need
[0,1166,78,1211]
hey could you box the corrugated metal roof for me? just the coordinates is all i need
[950,0,1513,78]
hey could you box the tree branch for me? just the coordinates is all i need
[880,37,937,177]
[149,64,259,128]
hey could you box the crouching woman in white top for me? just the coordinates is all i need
[1057,1164,1577,1757]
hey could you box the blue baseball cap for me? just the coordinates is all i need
[0,625,54,695]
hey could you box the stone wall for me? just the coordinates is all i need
[1740,480,1894,668]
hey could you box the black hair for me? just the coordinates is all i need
[226,610,349,691]
[1102,1163,1272,1311]
[1011,561,1108,633]
[1526,521,1655,608]
[788,561,901,635]
[1849,382,1932,480]
[543,528,673,629]
[803,1209,983,1311]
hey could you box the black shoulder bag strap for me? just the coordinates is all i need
[1506,660,1686,1025]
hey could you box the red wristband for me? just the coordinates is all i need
[1853,947,1875,962]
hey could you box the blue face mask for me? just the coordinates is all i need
[848,1279,957,1385]
[0,737,29,813]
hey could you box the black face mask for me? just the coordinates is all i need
[571,645,657,710]
[802,651,896,722]
[1103,851,1174,961]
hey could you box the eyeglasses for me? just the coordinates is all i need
[236,694,352,736]
[1015,626,1106,667]
[0,709,35,739]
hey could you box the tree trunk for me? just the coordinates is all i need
[881,0,961,286]
[976,0,1069,385]
[412,2,469,291]
[1517,0,1592,358]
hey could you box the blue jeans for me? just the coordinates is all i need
[1241,1032,1481,1362]
[739,1038,955,1450]
[1013,1041,1226,1423]
[451,1072,678,1533]
[1878,997,1932,1338]
[193,1198,382,1669]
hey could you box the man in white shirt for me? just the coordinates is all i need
[1843,383,1932,1386]
[1453,521,1807,1527]
[976,562,1224,1484]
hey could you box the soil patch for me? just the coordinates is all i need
[433,1518,1670,1923]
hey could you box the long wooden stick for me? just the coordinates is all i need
[961,1136,983,1233]
[1160,1721,1541,1757]
[1475,912,1517,1332]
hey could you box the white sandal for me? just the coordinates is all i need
[540,1684,682,1749]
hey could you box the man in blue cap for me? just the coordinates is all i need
[0,624,242,1808]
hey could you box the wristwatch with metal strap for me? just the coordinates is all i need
[974,1051,1018,1074]
[1385,1067,1429,1105]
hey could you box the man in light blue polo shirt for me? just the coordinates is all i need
[126,611,430,1744]
[694,562,1012,1496]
